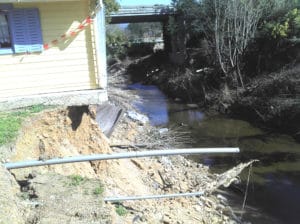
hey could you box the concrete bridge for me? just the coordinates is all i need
[108,5,185,64]
[108,5,175,24]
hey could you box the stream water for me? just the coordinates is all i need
[128,83,300,224]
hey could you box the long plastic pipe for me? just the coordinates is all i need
[4,148,239,170]
[104,191,205,202]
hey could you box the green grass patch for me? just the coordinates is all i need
[115,204,128,216]
[69,175,85,186]
[0,104,48,146]
[93,185,104,195]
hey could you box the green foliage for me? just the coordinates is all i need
[106,25,128,59]
[103,0,120,14]
[260,3,300,39]
[0,105,47,146]
[0,114,22,146]
[115,204,127,216]
[170,0,204,45]
[93,185,104,195]
[102,0,120,24]
[126,22,162,42]
[27,104,48,113]
[69,175,85,186]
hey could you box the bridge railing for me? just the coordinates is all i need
[109,5,175,17]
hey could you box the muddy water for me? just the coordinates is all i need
[128,83,300,224]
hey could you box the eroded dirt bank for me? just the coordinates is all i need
[0,67,252,223]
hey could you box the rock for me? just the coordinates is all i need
[42,133,49,138]
[217,194,228,204]
[162,214,172,224]
[186,104,198,109]
[127,111,149,124]
[159,128,168,135]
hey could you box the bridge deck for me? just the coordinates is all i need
[108,5,175,24]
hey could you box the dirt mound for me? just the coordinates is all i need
[0,165,25,224]
[11,107,111,179]
[24,173,111,224]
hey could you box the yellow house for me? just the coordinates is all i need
[0,0,107,110]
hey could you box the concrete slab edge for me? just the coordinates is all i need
[0,89,108,111]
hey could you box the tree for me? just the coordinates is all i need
[202,0,267,88]
[126,23,162,42]
[106,25,128,59]
[259,2,300,39]
[102,0,119,14]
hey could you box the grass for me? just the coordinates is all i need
[115,204,128,216]
[93,185,104,195]
[69,175,85,186]
[0,104,48,146]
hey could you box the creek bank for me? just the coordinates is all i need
[0,62,255,223]
[0,106,249,223]
[126,49,300,142]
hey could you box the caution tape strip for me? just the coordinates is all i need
[43,16,93,50]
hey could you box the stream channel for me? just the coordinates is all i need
[128,83,300,224]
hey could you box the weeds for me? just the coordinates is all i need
[69,175,85,186]
[115,204,127,216]
[93,185,104,195]
[18,192,29,200]
[0,104,48,146]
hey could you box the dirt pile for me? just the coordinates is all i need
[0,165,25,224]
[11,107,111,179]
[23,173,111,224]
[1,107,113,224]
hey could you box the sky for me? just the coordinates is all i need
[117,0,172,6]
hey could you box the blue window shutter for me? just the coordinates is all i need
[0,4,13,10]
[25,9,43,52]
[9,8,43,53]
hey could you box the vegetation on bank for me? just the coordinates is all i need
[0,105,47,146]
[124,0,300,141]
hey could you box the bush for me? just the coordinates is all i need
[115,204,127,216]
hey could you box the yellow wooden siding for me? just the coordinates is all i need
[0,0,99,99]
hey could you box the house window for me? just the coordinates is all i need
[0,4,43,55]
[0,13,12,49]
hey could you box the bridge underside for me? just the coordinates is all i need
[109,14,170,24]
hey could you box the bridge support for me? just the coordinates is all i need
[162,15,186,65]
[162,21,172,53]
[170,14,186,65]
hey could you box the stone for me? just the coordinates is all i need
[159,128,168,135]
[127,111,149,124]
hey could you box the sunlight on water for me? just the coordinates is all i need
[130,83,300,224]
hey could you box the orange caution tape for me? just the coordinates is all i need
[43,16,93,50]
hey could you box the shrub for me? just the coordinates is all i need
[115,205,127,216]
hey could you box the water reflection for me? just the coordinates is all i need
[130,83,300,224]
[128,83,169,125]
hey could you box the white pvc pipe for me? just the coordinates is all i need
[104,191,205,202]
[4,148,239,170]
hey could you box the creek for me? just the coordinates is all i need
[128,83,300,224]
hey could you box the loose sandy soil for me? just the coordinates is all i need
[0,63,246,223]
[0,107,239,224]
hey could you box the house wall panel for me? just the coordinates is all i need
[0,0,99,100]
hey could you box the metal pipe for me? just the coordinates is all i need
[104,191,205,202]
[4,147,239,170]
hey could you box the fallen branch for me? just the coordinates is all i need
[205,160,259,193]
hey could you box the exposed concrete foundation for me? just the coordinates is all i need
[0,89,108,111]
